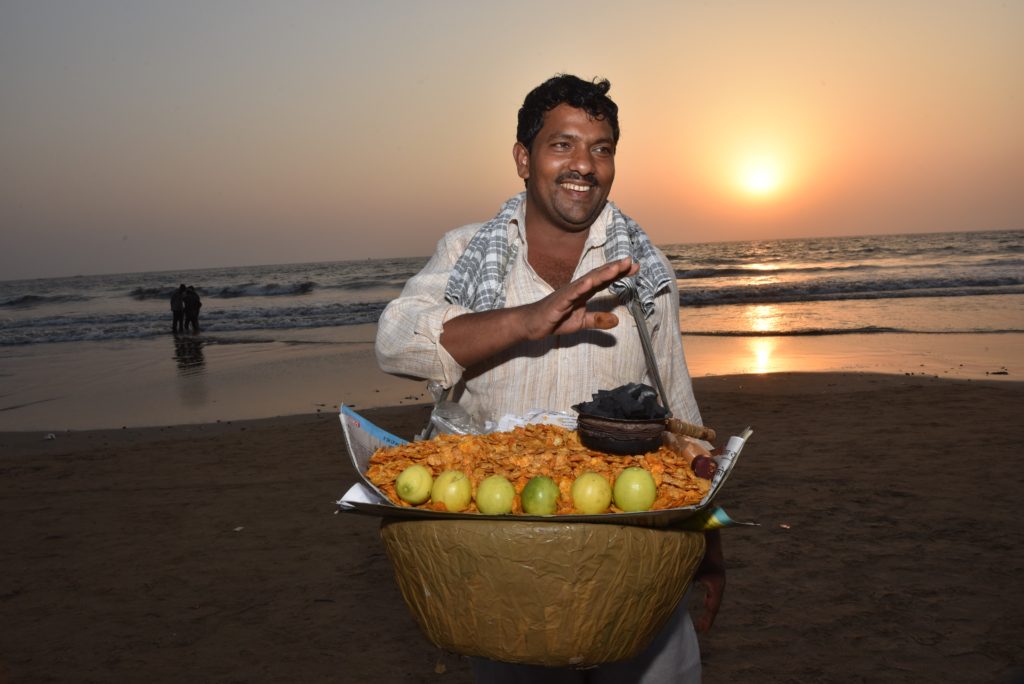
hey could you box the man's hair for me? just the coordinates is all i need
[516,74,620,151]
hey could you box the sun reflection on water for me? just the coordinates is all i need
[748,337,778,374]
[742,305,783,373]
[745,304,782,333]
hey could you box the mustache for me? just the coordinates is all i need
[557,172,598,186]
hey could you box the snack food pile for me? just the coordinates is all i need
[365,423,711,515]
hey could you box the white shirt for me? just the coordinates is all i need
[375,201,703,427]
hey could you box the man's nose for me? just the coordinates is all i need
[569,147,595,175]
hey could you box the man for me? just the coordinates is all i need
[376,74,723,683]
[170,284,186,333]
[183,285,202,333]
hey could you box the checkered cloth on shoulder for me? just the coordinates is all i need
[444,192,672,316]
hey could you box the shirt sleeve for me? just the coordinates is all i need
[375,229,475,389]
[650,257,704,428]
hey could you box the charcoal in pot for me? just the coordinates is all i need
[572,382,668,419]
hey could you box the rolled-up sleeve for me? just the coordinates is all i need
[375,228,476,389]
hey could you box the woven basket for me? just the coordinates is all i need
[380,519,705,667]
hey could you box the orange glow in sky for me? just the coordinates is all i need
[738,157,785,198]
[0,2,1021,279]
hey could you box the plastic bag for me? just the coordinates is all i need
[415,381,485,439]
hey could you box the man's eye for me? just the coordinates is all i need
[594,146,614,155]
[553,142,571,150]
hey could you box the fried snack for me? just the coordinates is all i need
[365,424,711,514]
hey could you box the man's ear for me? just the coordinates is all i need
[513,142,530,181]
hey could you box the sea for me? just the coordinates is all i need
[2,229,1021,346]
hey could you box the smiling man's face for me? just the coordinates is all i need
[514,103,616,234]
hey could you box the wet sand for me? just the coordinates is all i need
[2,373,1022,683]
[1,326,1020,431]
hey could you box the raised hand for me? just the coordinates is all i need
[521,257,639,339]
[439,257,638,368]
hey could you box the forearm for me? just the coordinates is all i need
[376,296,470,387]
[375,231,472,385]
[692,528,726,632]
[700,529,724,575]
[441,257,636,369]
[439,307,531,368]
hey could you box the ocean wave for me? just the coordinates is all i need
[683,325,903,336]
[129,286,178,300]
[676,263,880,279]
[330,277,415,290]
[0,293,90,308]
[683,326,1024,337]
[130,281,317,299]
[0,300,388,345]
[681,278,1024,307]
[4,230,1021,346]
[213,281,316,297]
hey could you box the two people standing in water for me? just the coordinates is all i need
[170,284,202,333]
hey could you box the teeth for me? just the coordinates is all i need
[561,183,591,192]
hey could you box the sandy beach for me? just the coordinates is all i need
[2,372,1022,683]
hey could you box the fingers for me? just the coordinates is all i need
[566,257,638,302]
[584,312,619,330]
[594,256,639,286]
[523,258,636,339]
[560,259,634,329]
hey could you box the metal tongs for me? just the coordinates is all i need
[616,276,672,418]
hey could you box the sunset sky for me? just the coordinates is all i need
[2,1,1021,279]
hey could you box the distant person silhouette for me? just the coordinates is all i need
[183,286,202,333]
[170,284,186,333]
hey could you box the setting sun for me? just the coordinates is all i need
[738,157,784,197]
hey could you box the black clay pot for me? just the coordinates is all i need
[575,414,664,455]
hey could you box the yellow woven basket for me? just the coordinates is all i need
[380,519,705,667]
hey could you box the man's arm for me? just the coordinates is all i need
[375,232,475,387]
[693,529,725,632]
[376,229,639,387]
[438,257,638,368]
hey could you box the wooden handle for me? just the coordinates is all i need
[661,432,717,480]
[665,418,716,443]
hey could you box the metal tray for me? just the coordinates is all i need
[337,405,750,529]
